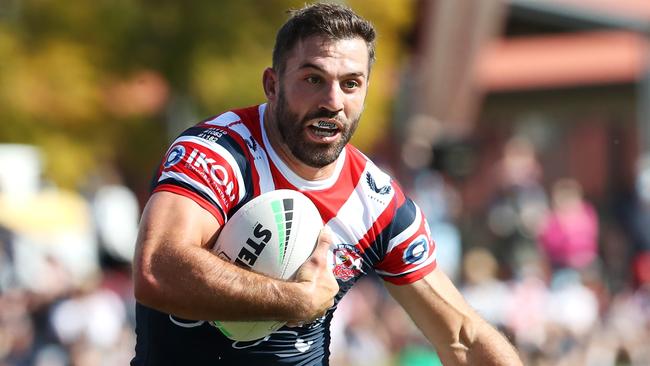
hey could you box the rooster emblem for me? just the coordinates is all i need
[332,245,364,281]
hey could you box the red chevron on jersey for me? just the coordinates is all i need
[269,147,366,224]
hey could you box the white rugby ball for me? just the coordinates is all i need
[210,189,323,341]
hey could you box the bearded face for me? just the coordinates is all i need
[273,86,360,168]
[265,36,369,168]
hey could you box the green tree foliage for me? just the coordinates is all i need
[0,0,414,193]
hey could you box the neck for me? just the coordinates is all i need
[263,106,338,181]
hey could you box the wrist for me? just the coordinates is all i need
[272,280,310,322]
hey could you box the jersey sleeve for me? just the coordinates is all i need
[152,127,248,226]
[374,197,437,285]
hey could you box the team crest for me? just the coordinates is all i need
[332,244,364,281]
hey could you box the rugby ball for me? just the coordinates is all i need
[210,189,323,341]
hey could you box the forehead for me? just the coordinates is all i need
[283,36,369,76]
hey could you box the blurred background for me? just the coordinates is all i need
[1,0,649,365]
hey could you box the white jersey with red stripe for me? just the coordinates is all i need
[132,104,437,366]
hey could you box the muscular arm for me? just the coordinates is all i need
[385,268,522,366]
[133,191,337,323]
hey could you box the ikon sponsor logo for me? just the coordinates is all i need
[185,148,236,202]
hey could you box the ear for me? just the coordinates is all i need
[262,67,279,102]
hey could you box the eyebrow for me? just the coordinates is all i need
[298,62,366,78]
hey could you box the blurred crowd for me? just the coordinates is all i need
[1,137,650,366]
[0,145,138,366]
[330,135,650,366]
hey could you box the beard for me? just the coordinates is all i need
[273,88,360,168]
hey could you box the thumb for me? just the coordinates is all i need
[308,226,332,261]
[315,226,333,251]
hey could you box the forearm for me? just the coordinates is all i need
[135,240,305,322]
[386,270,522,366]
[411,297,521,366]
[460,317,522,366]
[132,192,311,323]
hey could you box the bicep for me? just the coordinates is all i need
[133,191,221,289]
[139,190,221,248]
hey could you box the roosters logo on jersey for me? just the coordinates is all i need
[332,244,364,281]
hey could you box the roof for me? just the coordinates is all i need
[476,30,647,91]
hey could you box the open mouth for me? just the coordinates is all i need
[308,120,340,138]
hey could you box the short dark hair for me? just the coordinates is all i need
[272,3,376,74]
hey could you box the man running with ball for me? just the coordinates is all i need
[132,3,523,365]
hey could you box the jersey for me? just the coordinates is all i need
[132,104,437,366]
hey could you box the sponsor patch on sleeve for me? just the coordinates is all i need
[154,137,243,223]
[402,235,429,266]
[374,213,437,285]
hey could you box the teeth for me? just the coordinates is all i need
[311,121,337,130]
[313,129,336,137]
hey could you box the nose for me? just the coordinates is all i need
[319,82,344,113]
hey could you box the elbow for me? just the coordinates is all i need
[436,315,480,365]
[457,315,479,349]
[452,317,522,366]
[133,272,155,306]
[132,261,162,308]
[446,315,478,361]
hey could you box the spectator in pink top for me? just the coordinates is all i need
[538,178,599,269]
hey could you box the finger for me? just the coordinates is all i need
[314,227,333,253]
[320,225,333,241]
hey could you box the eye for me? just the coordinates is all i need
[343,80,360,89]
[306,76,322,85]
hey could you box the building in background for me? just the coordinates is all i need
[401,0,650,283]
[396,2,650,364]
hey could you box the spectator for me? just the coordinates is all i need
[487,136,548,275]
[411,169,462,280]
[460,247,511,328]
[538,178,599,270]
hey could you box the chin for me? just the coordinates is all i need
[295,145,342,168]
